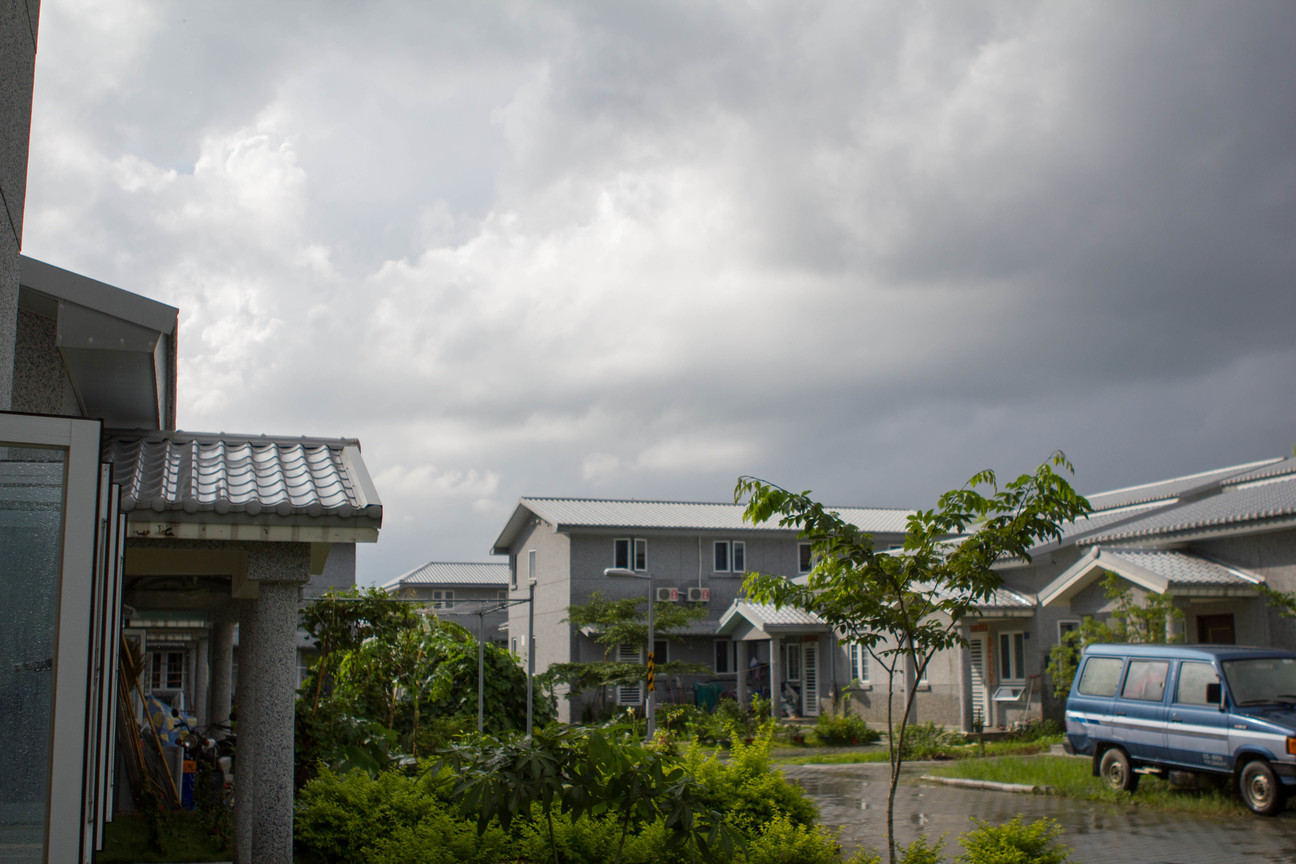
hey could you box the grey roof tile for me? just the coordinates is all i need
[1083,476,1296,543]
[104,430,381,522]
[1102,547,1258,586]
[518,497,913,534]
[1083,458,1281,511]
[383,561,509,589]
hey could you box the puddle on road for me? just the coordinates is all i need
[785,765,1296,864]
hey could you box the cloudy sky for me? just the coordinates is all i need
[23,0,1296,583]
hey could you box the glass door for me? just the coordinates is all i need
[0,414,105,864]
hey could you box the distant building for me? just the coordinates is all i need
[381,561,510,646]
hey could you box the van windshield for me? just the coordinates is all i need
[1222,657,1296,706]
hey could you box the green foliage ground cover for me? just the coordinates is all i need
[94,811,230,863]
[924,755,1248,817]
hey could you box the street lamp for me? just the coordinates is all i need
[604,566,655,741]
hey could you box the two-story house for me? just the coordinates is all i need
[489,497,912,723]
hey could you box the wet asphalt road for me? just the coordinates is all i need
[783,762,1296,864]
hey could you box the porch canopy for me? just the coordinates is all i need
[717,600,830,717]
[1039,545,1262,607]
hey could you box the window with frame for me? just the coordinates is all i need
[714,639,737,674]
[613,538,647,571]
[713,540,746,573]
[150,650,185,691]
[1057,619,1080,642]
[998,631,1026,682]
[1175,661,1220,706]
[527,549,536,585]
[431,589,454,609]
[848,643,870,685]
[798,542,813,574]
[510,554,518,590]
[1121,659,1170,702]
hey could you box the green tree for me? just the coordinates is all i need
[297,589,549,785]
[736,453,1090,864]
[541,591,708,719]
[1046,573,1184,699]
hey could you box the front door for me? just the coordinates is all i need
[782,642,802,716]
[802,641,819,717]
[1198,614,1236,644]
[968,635,989,729]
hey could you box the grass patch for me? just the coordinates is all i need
[772,734,1063,766]
[94,810,231,863]
[925,755,1249,817]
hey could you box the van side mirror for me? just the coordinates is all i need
[1206,682,1222,707]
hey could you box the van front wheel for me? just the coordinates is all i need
[1239,759,1286,816]
[1100,748,1139,793]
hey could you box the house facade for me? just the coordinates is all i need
[489,497,912,723]
[381,561,510,646]
[487,459,1296,734]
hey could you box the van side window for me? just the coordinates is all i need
[1175,661,1220,706]
[1121,660,1170,701]
[1076,657,1123,697]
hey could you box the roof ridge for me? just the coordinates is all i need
[519,495,913,512]
[106,428,362,448]
[1087,457,1282,504]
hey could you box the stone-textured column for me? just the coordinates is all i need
[210,617,236,736]
[194,636,210,727]
[249,579,303,863]
[244,544,310,864]
[233,600,259,864]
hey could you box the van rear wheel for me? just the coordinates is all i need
[1100,748,1139,793]
[1239,759,1286,816]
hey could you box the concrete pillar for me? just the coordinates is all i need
[958,624,973,733]
[736,640,748,706]
[194,636,210,727]
[769,637,781,719]
[233,600,259,864]
[210,618,235,736]
[249,579,303,864]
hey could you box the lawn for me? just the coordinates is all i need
[923,754,1250,817]
[773,734,1065,766]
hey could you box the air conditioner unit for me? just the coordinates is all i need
[656,587,679,602]
[687,587,710,602]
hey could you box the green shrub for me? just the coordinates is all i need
[742,814,841,864]
[956,816,1074,864]
[685,722,818,831]
[814,713,879,746]
[900,722,964,760]
[844,834,945,864]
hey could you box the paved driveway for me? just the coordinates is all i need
[782,762,1296,864]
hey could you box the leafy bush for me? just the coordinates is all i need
[956,816,1074,864]
[845,834,945,864]
[1008,718,1062,743]
[685,721,818,831]
[813,713,879,746]
[900,722,965,760]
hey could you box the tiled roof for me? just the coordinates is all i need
[1039,545,1261,607]
[103,430,382,523]
[1083,458,1280,512]
[718,600,829,635]
[517,497,912,534]
[1082,475,1296,543]
[382,561,508,589]
[1103,547,1259,586]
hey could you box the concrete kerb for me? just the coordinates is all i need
[919,775,1052,795]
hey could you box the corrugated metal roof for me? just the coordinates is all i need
[1083,475,1296,543]
[1222,456,1296,486]
[103,430,382,523]
[517,497,913,534]
[1083,458,1280,512]
[718,600,829,634]
[382,561,508,589]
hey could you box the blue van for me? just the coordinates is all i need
[1065,643,1296,815]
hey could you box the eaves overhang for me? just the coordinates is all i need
[1039,546,1262,608]
[20,256,178,430]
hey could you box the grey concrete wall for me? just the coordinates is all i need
[11,307,80,414]
[0,0,40,410]
[302,543,356,599]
